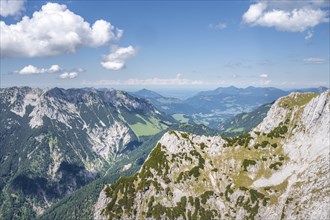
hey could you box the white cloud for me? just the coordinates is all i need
[18,64,61,74]
[16,64,84,79]
[0,3,122,58]
[59,67,84,79]
[242,1,329,32]
[101,45,137,70]
[0,0,25,17]
[303,57,326,64]
[266,0,329,11]
[82,74,204,86]
[259,73,268,78]
[49,65,61,72]
[59,71,79,79]
[305,30,313,40]
[209,22,227,30]
[242,2,267,24]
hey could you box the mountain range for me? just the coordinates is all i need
[131,86,328,127]
[96,90,330,219]
[130,89,198,115]
[0,86,329,219]
[0,87,174,219]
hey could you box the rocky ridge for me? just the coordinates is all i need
[96,90,330,219]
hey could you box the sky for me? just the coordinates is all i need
[0,0,329,90]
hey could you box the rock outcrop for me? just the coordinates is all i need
[96,91,329,220]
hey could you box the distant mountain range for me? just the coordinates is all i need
[131,86,328,127]
[288,87,329,94]
[130,89,198,115]
[185,86,286,112]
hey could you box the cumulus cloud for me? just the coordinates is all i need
[209,22,227,30]
[242,1,329,32]
[59,71,79,79]
[18,64,61,74]
[101,45,137,70]
[59,68,84,79]
[243,2,267,24]
[0,2,123,58]
[0,0,25,17]
[58,67,84,79]
[303,57,326,64]
[266,0,329,11]
[16,64,84,79]
[82,74,204,86]
[259,73,268,78]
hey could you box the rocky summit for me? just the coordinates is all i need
[96,90,330,220]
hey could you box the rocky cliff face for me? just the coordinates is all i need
[96,90,329,220]
[0,87,173,219]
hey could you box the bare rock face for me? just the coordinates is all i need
[0,87,173,219]
[94,186,111,220]
[97,91,330,220]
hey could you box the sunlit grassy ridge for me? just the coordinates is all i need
[102,115,294,219]
[278,93,318,109]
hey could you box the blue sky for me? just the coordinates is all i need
[1,0,329,90]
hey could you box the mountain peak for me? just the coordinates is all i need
[214,85,239,92]
[133,88,164,99]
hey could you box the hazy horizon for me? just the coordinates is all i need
[2,84,328,100]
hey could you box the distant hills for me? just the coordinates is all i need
[131,86,328,127]
[130,89,198,115]
[288,87,329,94]
[219,103,272,136]
[184,86,286,117]
[132,88,164,99]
